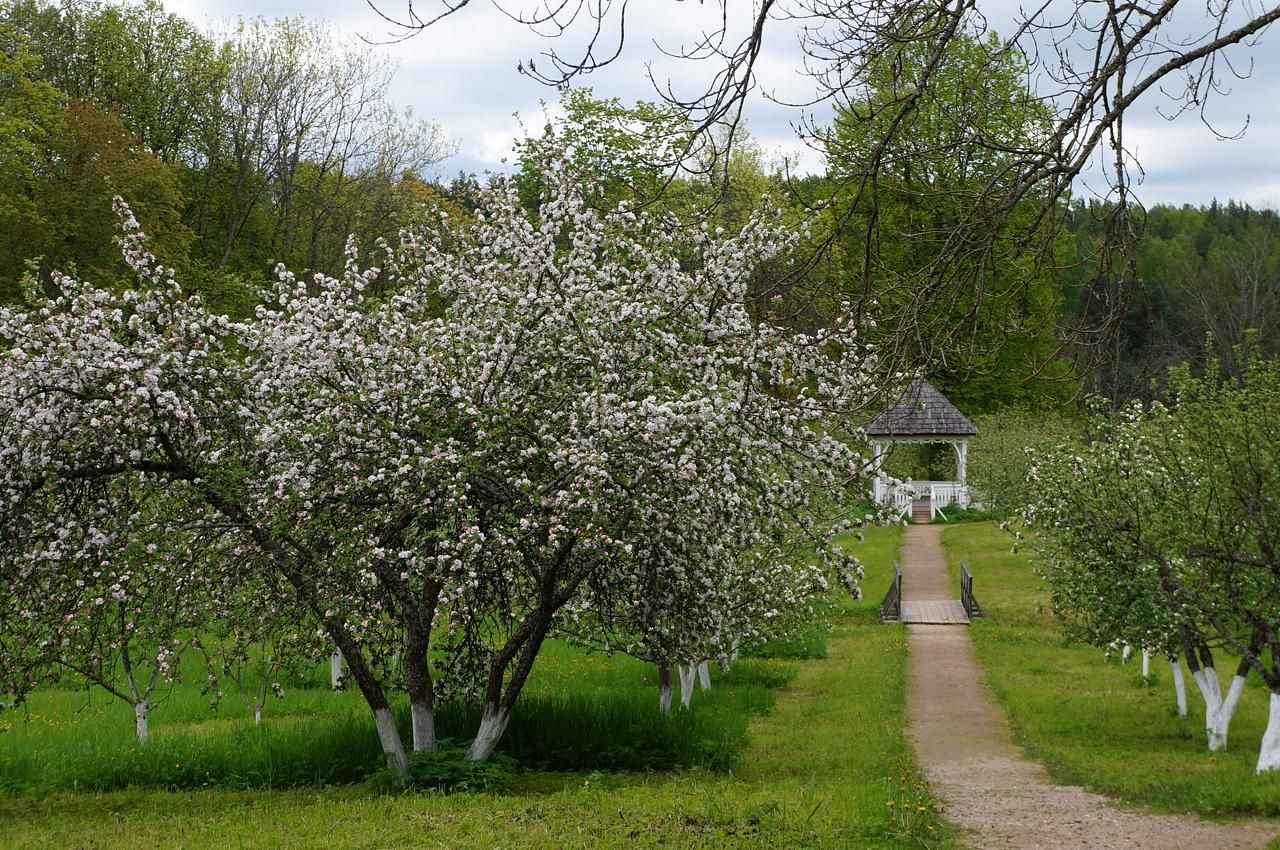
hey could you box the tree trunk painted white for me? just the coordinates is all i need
[678,663,696,710]
[330,653,344,689]
[1191,669,1220,733]
[1191,667,1230,750]
[1141,649,1150,680]
[468,702,510,762]
[411,700,436,752]
[1121,643,1132,663]
[373,706,408,776]
[1191,668,1221,713]
[134,699,150,743]
[1257,692,1280,773]
[1171,660,1188,717]
[254,701,262,725]
[1207,674,1247,752]
[658,663,673,715]
[697,660,711,691]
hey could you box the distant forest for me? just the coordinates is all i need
[1065,200,1280,401]
[2,0,1275,407]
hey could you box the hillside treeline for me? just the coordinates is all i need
[1,0,1274,409]
[1065,200,1280,402]
[0,0,453,313]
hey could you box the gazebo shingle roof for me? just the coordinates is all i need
[863,379,978,437]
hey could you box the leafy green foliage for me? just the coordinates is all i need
[0,1,452,303]
[966,408,1082,516]
[3,0,222,161]
[368,742,518,794]
[1064,199,1280,401]
[823,28,1076,411]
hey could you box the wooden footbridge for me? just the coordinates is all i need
[880,558,983,625]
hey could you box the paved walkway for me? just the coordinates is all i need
[901,523,1280,850]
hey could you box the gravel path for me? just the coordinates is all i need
[902,524,1280,850]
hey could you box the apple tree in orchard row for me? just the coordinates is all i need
[1024,351,1280,773]
[0,150,876,775]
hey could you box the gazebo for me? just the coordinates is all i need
[863,379,978,521]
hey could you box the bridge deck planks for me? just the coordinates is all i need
[901,600,970,625]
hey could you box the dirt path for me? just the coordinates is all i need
[902,524,1280,850]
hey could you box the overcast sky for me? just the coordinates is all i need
[163,0,1280,209]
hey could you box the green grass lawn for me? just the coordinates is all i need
[0,524,961,849]
[942,521,1280,818]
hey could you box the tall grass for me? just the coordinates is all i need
[0,651,789,791]
[0,524,906,797]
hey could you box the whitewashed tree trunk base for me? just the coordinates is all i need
[1192,667,1243,752]
[678,664,695,710]
[1192,668,1224,749]
[1213,675,1244,747]
[1171,660,1187,717]
[697,660,710,691]
[659,681,672,715]
[1207,726,1228,751]
[468,703,510,762]
[1257,692,1280,773]
[374,706,408,777]
[254,703,262,725]
[1209,674,1248,751]
[1141,649,1150,680]
[330,653,344,690]
[411,701,437,752]
[134,700,149,743]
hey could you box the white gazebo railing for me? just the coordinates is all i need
[928,481,969,515]
[875,481,914,519]
[875,479,970,520]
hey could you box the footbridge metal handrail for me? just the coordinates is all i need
[960,560,983,620]
[880,561,902,622]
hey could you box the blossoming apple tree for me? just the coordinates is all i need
[0,150,877,775]
[1026,353,1280,772]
